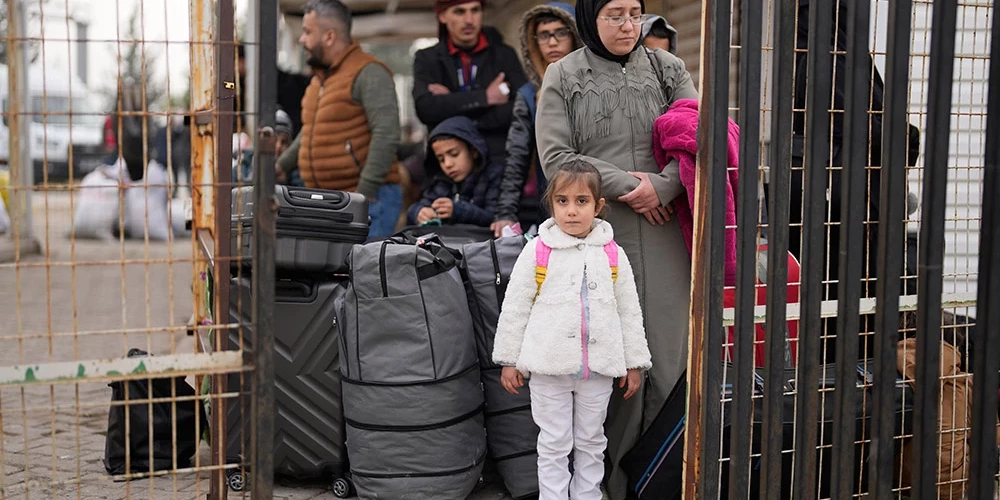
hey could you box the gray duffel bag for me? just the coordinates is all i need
[461,236,539,499]
[336,234,486,500]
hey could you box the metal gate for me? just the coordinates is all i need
[0,0,276,497]
[686,0,999,498]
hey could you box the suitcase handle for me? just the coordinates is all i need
[283,188,352,210]
[275,279,318,302]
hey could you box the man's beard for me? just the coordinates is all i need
[305,45,326,68]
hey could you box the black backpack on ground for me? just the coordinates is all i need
[104,348,206,476]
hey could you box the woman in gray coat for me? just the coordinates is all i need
[534,0,698,496]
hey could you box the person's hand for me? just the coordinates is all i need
[500,366,525,395]
[431,197,454,219]
[491,219,516,238]
[620,172,672,225]
[641,206,672,226]
[416,207,438,224]
[485,72,510,106]
[275,164,287,183]
[428,83,451,95]
[620,369,643,400]
[618,172,663,213]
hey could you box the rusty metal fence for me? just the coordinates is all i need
[686,0,999,498]
[0,0,276,498]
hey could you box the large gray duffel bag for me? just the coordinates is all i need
[461,236,539,499]
[335,234,486,500]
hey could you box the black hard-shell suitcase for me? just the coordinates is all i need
[225,275,353,497]
[230,185,368,273]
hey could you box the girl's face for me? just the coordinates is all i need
[551,179,605,238]
[535,19,575,64]
[432,138,476,183]
[597,0,642,56]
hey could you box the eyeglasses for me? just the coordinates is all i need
[534,28,573,43]
[598,14,647,27]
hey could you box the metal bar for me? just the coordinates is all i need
[189,0,225,495]
[214,0,236,320]
[684,0,730,493]
[966,2,1000,496]
[760,0,796,497]
[701,0,730,495]
[213,0,237,495]
[720,292,978,325]
[0,351,244,387]
[728,0,764,496]
[830,2,869,498]
[912,0,958,497]
[215,0,236,331]
[794,0,834,496]
[251,0,278,496]
[870,0,913,496]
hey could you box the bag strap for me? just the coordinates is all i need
[645,48,668,102]
[534,239,619,298]
[518,83,537,121]
[603,240,619,283]
[534,239,552,298]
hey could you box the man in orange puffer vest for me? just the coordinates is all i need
[276,0,403,237]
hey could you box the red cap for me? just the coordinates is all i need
[434,0,483,14]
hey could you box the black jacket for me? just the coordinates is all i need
[406,116,502,227]
[493,89,543,223]
[412,27,526,168]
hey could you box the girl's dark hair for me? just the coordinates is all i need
[534,13,564,31]
[542,160,604,214]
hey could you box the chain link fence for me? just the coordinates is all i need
[0,0,275,497]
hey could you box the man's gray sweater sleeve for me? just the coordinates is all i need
[352,63,401,199]
[276,132,301,175]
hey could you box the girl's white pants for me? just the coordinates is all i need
[529,373,614,500]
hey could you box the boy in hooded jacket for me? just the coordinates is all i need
[639,15,678,54]
[407,116,502,227]
[491,2,583,237]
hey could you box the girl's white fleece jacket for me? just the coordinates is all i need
[492,219,652,377]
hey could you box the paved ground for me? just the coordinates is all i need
[0,192,514,499]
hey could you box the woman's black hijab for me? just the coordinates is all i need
[575,0,645,64]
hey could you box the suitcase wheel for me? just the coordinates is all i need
[331,476,353,498]
[227,470,246,492]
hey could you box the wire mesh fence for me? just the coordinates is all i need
[0,0,273,498]
[686,0,999,498]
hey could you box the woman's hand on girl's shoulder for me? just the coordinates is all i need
[500,366,525,395]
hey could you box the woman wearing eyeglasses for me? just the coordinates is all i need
[534,0,698,497]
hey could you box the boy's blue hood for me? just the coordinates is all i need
[424,116,490,180]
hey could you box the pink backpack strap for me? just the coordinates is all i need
[534,239,552,298]
[603,240,619,282]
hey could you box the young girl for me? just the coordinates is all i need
[492,160,652,500]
